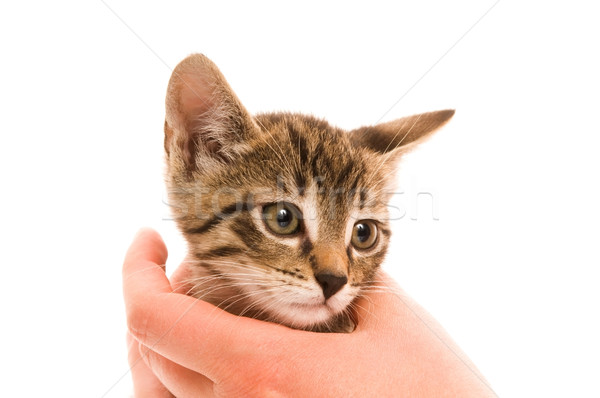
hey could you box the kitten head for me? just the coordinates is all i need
[164,54,453,332]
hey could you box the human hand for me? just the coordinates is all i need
[124,228,495,397]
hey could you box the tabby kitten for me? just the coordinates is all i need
[164,54,453,333]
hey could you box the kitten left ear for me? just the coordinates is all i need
[164,54,258,175]
[349,109,454,155]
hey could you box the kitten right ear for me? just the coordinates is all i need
[349,109,454,156]
[164,54,257,174]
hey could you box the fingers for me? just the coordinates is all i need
[352,270,409,331]
[127,333,176,398]
[123,228,172,311]
[170,259,193,294]
[125,228,169,271]
[141,343,215,398]
[123,228,175,340]
[123,228,303,381]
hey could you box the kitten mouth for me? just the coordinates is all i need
[290,301,327,310]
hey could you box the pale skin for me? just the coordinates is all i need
[124,229,496,397]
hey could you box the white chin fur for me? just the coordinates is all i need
[263,284,356,328]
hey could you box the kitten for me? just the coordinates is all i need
[164,54,453,333]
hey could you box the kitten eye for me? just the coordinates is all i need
[351,220,378,250]
[262,202,301,235]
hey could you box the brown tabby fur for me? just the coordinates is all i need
[164,54,453,332]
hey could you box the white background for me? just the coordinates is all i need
[1,1,598,397]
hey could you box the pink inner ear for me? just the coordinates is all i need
[178,72,214,125]
[164,71,217,170]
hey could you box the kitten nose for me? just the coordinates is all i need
[315,273,348,300]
